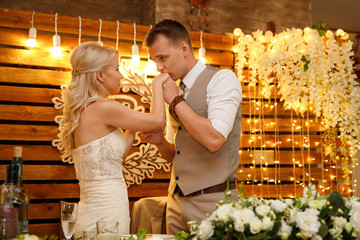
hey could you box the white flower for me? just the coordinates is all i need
[249,217,262,234]
[197,219,214,240]
[288,209,297,224]
[349,201,360,233]
[311,234,323,240]
[233,208,255,232]
[333,216,347,228]
[213,204,233,222]
[308,199,327,210]
[345,222,353,233]
[329,227,342,238]
[262,217,274,231]
[277,220,292,240]
[285,199,294,207]
[271,200,287,213]
[255,204,271,217]
[296,208,321,237]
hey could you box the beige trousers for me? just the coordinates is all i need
[166,188,238,235]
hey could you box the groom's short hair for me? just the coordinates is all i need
[144,19,193,50]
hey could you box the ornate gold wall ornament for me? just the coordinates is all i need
[52,59,171,187]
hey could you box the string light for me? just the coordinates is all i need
[98,19,103,45]
[78,16,81,45]
[145,25,157,75]
[131,22,140,67]
[116,20,119,51]
[27,11,36,48]
[52,13,62,57]
[199,30,206,64]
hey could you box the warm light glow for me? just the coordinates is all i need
[131,44,140,67]
[199,47,206,64]
[145,59,157,75]
[27,27,37,48]
[52,34,62,57]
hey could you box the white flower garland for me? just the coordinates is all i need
[233,27,360,184]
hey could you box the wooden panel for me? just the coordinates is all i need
[0,145,61,161]
[0,85,60,103]
[0,105,60,122]
[0,28,233,67]
[0,48,71,69]
[0,165,75,180]
[238,167,347,182]
[29,223,61,238]
[241,134,341,149]
[0,124,58,141]
[25,182,169,199]
[0,66,71,86]
[0,8,233,51]
[29,203,60,220]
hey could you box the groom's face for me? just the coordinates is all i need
[148,34,188,80]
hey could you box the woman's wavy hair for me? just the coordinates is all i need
[60,42,118,160]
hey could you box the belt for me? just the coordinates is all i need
[174,180,237,197]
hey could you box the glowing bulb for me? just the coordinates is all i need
[52,34,62,57]
[145,59,157,75]
[131,44,140,67]
[199,47,206,64]
[27,27,37,48]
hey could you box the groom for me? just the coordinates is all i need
[143,19,242,234]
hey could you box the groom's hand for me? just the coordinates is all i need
[141,128,163,145]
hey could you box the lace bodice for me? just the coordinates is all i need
[72,129,126,180]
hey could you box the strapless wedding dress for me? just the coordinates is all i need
[72,129,130,237]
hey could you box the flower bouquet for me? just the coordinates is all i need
[176,183,360,240]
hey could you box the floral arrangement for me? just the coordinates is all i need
[232,24,360,184]
[177,184,360,240]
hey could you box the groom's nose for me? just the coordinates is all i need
[156,62,164,72]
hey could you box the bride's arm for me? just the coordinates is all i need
[123,130,135,158]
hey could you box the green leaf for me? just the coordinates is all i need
[326,191,345,217]
[247,233,269,240]
[136,229,147,240]
[314,21,329,37]
[317,222,329,238]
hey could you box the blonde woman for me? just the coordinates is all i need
[61,42,168,236]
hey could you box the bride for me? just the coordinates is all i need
[60,42,168,237]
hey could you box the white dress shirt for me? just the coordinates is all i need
[181,60,242,139]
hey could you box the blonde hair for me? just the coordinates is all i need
[60,42,118,160]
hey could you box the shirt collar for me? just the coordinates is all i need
[182,60,206,90]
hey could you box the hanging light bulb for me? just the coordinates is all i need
[199,31,206,64]
[145,25,157,76]
[131,23,140,67]
[145,57,157,76]
[27,11,37,48]
[52,13,62,57]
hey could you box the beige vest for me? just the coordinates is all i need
[171,66,241,196]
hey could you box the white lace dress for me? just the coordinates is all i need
[72,129,130,237]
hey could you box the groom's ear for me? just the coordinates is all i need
[96,71,104,83]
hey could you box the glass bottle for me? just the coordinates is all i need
[0,165,19,239]
[11,147,30,234]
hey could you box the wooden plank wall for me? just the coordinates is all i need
[0,8,351,237]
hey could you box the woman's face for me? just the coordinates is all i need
[100,55,123,95]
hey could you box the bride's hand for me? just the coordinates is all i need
[152,73,170,85]
[140,128,163,145]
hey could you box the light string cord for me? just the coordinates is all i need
[98,19,102,43]
[31,11,35,28]
[200,30,203,48]
[116,20,119,50]
[55,13,58,35]
[133,22,136,45]
[78,16,82,45]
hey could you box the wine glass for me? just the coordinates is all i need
[60,201,78,240]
